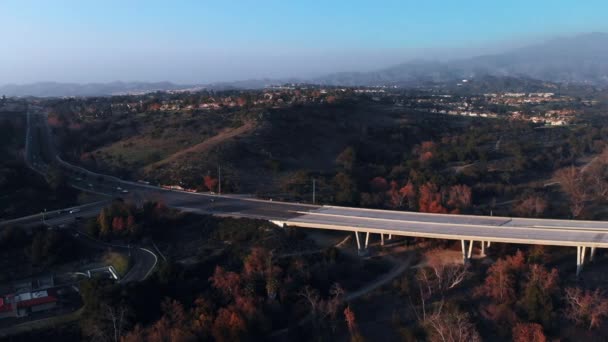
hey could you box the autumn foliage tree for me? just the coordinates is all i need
[513,194,547,218]
[399,181,417,209]
[475,251,527,304]
[419,183,447,214]
[344,306,364,342]
[512,323,546,342]
[203,175,218,192]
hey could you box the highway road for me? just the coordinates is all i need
[16,106,608,275]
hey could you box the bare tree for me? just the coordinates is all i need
[91,303,130,342]
[564,287,608,330]
[424,250,470,294]
[425,303,481,342]
[554,166,588,218]
[583,150,608,201]
[299,283,344,333]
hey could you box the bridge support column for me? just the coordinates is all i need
[381,233,385,246]
[590,247,596,262]
[577,246,588,277]
[461,240,470,263]
[468,240,474,259]
[354,231,369,256]
[480,241,491,257]
[388,234,392,240]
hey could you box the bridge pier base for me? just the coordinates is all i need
[461,240,474,263]
[354,231,370,256]
[577,246,588,277]
[480,241,491,257]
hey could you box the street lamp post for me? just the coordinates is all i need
[218,165,222,195]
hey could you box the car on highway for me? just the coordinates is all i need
[88,183,93,188]
[69,208,81,214]
[122,189,129,193]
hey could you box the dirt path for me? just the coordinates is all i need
[268,252,414,339]
[145,121,256,170]
[345,253,413,300]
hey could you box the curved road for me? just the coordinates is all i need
[17,107,608,254]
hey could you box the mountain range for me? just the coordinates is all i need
[2,32,608,97]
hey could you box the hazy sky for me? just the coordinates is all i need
[2,0,608,84]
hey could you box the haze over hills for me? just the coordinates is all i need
[315,32,608,86]
[0,81,193,98]
[2,32,608,97]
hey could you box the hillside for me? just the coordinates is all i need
[316,32,608,87]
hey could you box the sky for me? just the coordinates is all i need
[1,0,608,84]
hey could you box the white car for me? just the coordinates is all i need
[122,189,129,193]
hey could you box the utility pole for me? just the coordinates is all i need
[312,178,316,204]
[218,165,221,195]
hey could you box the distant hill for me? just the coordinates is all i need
[316,32,608,87]
[0,81,194,97]
[3,32,608,97]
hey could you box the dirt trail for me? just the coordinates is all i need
[145,121,255,170]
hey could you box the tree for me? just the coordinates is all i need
[446,185,472,213]
[512,323,546,342]
[583,147,608,200]
[475,251,526,304]
[418,141,437,165]
[344,306,364,342]
[144,299,195,342]
[299,283,344,335]
[387,181,401,208]
[203,175,218,192]
[369,177,389,193]
[336,147,356,172]
[191,297,214,340]
[519,265,559,326]
[399,181,416,209]
[333,172,357,204]
[243,247,271,279]
[513,194,547,218]
[209,266,242,299]
[47,165,67,190]
[425,305,481,342]
[419,183,447,214]
[88,303,131,342]
[554,166,588,218]
[564,287,608,330]
[112,216,125,232]
[98,208,112,236]
[420,249,469,297]
[212,307,247,342]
